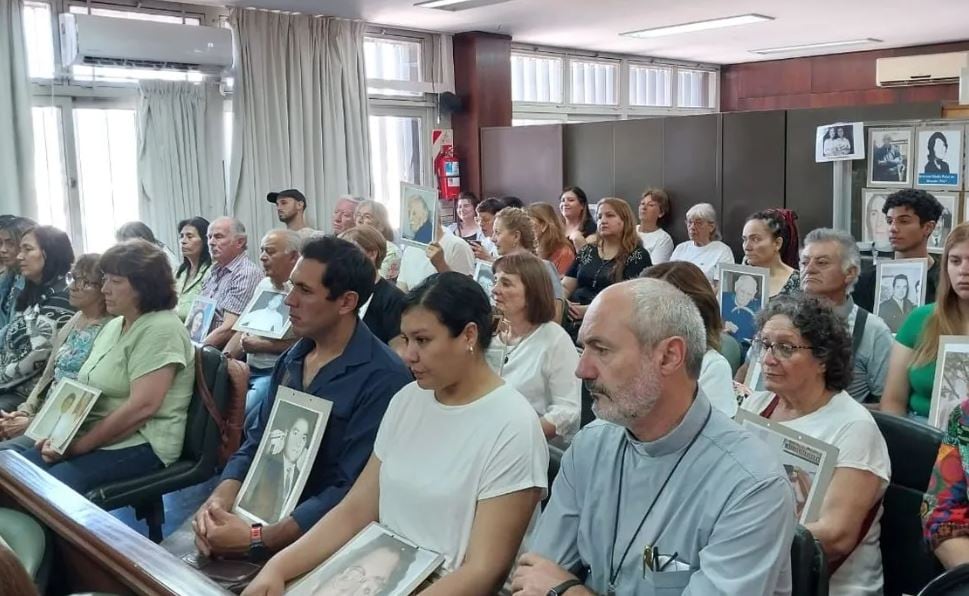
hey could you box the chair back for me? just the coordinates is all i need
[871,411,945,596]
[918,564,969,596]
[181,346,230,471]
[718,332,743,375]
[790,524,827,596]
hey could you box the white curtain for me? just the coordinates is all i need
[431,33,455,94]
[229,9,372,239]
[136,81,223,252]
[0,0,35,218]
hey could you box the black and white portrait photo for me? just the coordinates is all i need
[25,379,101,454]
[917,128,963,188]
[874,258,929,334]
[235,387,331,525]
[929,193,960,254]
[867,127,912,187]
[862,189,891,250]
[235,287,292,339]
[816,122,864,163]
[928,337,969,431]
[473,260,494,302]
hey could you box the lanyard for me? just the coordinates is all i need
[606,406,712,594]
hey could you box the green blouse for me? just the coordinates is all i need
[174,262,211,321]
[895,303,936,417]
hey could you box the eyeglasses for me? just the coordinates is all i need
[66,272,98,289]
[753,337,813,360]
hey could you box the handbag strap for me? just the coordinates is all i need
[195,347,227,438]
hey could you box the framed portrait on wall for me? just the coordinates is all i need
[929,192,960,254]
[916,127,963,189]
[861,189,892,251]
[873,258,929,334]
[815,122,865,162]
[867,127,913,187]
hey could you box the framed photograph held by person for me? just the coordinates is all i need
[736,410,839,524]
[185,296,217,345]
[234,287,292,339]
[717,264,769,349]
[929,336,969,431]
[873,258,929,334]
[25,379,101,454]
[233,387,332,525]
[399,182,439,248]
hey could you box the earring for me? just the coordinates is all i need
[468,345,474,354]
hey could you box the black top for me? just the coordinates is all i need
[362,277,405,345]
[566,244,652,305]
[854,256,940,312]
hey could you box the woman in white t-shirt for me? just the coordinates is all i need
[669,202,735,286]
[491,252,580,440]
[637,188,675,264]
[740,294,890,596]
[641,261,738,416]
[243,272,548,596]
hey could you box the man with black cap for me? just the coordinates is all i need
[267,189,311,234]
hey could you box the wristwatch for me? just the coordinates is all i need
[547,579,582,596]
[249,523,268,561]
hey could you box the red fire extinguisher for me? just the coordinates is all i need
[435,145,461,201]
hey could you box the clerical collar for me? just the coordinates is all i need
[625,390,711,457]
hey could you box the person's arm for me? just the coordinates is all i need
[423,488,543,596]
[805,467,884,564]
[924,429,969,568]
[880,341,913,416]
[427,243,451,273]
[202,312,240,349]
[562,277,578,302]
[224,331,245,359]
[865,320,893,403]
[64,365,176,458]
[242,335,297,356]
[0,307,67,389]
[241,456,382,596]
[539,336,581,439]
[652,234,674,264]
[203,268,263,349]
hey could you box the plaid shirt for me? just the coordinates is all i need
[200,252,262,329]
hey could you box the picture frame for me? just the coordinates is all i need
[717,263,769,348]
[743,341,767,393]
[815,122,865,162]
[873,258,929,334]
[736,410,840,524]
[928,336,969,431]
[867,127,913,188]
[233,387,332,525]
[25,379,101,454]
[473,259,495,303]
[861,189,893,251]
[915,127,963,190]
[285,522,445,596]
[399,182,439,248]
[929,192,961,254]
[233,286,292,340]
[185,296,217,345]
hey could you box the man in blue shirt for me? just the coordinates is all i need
[192,236,411,558]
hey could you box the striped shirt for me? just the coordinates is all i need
[199,252,262,329]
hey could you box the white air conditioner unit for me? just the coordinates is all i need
[59,13,232,73]
[876,51,969,87]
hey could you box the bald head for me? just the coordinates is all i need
[260,229,301,285]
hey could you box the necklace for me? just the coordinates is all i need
[605,406,711,595]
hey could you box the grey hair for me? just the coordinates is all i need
[263,229,302,254]
[624,278,706,380]
[735,275,758,293]
[802,227,861,293]
[212,216,247,240]
[685,202,720,240]
[337,195,363,206]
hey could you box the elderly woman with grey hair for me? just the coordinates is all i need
[799,228,892,404]
[669,202,735,285]
[740,293,890,595]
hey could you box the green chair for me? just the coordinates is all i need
[0,507,50,591]
[718,332,743,376]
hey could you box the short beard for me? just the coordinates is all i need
[588,361,662,428]
[278,211,293,223]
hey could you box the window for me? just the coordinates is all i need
[67,4,201,25]
[22,1,55,79]
[369,114,423,228]
[569,59,618,105]
[677,69,713,108]
[73,109,139,252]
[629,64,672,107]
[511,53,563,103]
[31,107,68,230]
[364,36,423,97]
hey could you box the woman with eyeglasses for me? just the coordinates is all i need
[0,226,76,411]
[0,254,111,444]
[669,203,735,286]
[740,294,889,595]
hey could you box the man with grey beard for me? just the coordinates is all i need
[511,278,795,596]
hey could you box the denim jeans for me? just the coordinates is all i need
[244,366,274,425]
[20,442,163,495]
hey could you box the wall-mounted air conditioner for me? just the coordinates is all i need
[59,13,232,73]
[876,51,969,87]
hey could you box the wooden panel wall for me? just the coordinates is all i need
[721,41,969,112]
[480,124,564,203]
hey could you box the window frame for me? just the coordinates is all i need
[567,56,620,106]
[364,28,435,100]
[510,49,565,104]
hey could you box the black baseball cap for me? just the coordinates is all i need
[267,189,306,205]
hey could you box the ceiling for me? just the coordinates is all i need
[201,0,969,65]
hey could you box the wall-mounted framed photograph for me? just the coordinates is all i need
[873,258,929,334]
[929,336,969,431]
[185,296,217,345]
[234,387,332,525]
[867,127,913,187]
[717,263,769,348]
[816,122,865,162]
[861,189,893,251]
[399,182,439,247]
[929,192,961,254]
[916,127,963,189]
[234,286,292,339]
[736,410,840,524]
[25,379,101,454]
[285,522,445,596]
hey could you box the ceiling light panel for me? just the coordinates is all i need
[751,38,883,55]
[623,14,773,39]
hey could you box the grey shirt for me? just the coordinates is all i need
[529,392,795,596]
[834,298,892,403]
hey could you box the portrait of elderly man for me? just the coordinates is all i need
[722,273,762,346]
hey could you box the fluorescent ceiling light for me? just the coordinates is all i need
[751,38,883,55]
[415,0,511,10]
[623,14,773,39]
